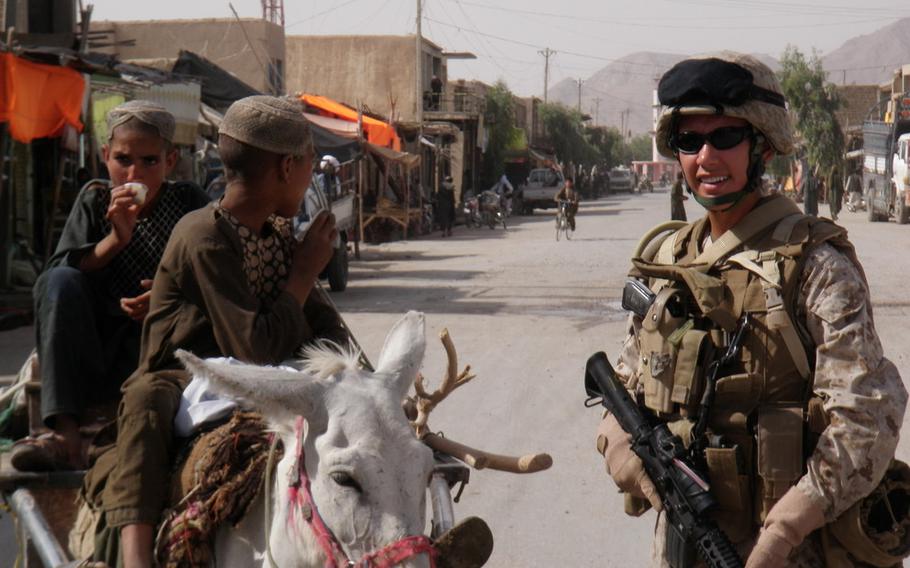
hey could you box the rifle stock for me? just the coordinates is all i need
[585,352,743,568]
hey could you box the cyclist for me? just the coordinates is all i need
[554,178,580,230]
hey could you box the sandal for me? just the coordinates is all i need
[10,432,85,472]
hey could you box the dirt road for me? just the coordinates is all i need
[1,188,908,566]
[330,189,910,567]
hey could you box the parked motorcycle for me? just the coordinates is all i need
[479,190,507,230]
[463,194,481,227]
[637,178,653,193]
[845,191,866,212]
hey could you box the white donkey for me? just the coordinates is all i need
[178,311,437,568]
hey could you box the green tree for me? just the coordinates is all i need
[481,80,523,188]
[586,126,624,167]
[778,46,844,172]
[621,134,652,163]
[539,102,599,166]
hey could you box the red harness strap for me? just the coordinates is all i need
[287,416,438,568]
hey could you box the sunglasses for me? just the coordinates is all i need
[672,126,753,154]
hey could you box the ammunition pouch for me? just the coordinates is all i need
[705,444,753,543]
[824,459,910,567]
[757,406,804,521]
[639,288,688,414]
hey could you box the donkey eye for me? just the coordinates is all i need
[330,472,362,492]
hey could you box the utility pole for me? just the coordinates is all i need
[416,0,423,130]
[416,0,425,199]
[538,47,555,103]
[576,78,584,112]
[593,97,602,126]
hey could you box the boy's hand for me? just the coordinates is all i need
[120,279,153,321]
[294,211,337,277]
[107,184,142,247]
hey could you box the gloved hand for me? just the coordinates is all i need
[745,486,825,568]
[595,412,662,511]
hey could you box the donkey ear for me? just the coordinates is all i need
[176,350,326,426]
[375,311,426,396]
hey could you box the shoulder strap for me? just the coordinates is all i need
[693,196,802,268]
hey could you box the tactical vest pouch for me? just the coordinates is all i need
[825,459,910,567]
[705,446,753,543]
[757,406,804,520]
[670,329,711,410]
[640,288,687,414]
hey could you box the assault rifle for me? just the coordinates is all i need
[585,352,743,568]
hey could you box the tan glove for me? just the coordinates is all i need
[745,486,825,568]
[595,412,662,511]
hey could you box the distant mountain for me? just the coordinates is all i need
[548,52,776,135]
[822,17,910,86]
[548,17,910,136]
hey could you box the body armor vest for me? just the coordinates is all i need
[629,194,865,541]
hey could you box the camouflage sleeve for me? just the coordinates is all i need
[795,243,908,520]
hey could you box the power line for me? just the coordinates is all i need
[423,16,670,69]
[285,0,363,29]
[436,0,903,31]
[441,0,511,77]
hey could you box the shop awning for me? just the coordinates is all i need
[366,142,420,170]
[529,147,557,166]
[303,112,360,139]
[0,52,85,143]
[172,50,259,113]
[301,93,401,151]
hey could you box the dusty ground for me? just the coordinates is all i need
[1,188,909,566]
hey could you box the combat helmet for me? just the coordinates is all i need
[655,52,793,208]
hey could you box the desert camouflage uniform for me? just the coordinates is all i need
[615,242,907,567]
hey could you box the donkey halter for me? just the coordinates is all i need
[272,415,438,568]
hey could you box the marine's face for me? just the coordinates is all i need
[676,114,752,210]
[103,128,176,206]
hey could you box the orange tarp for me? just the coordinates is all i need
[0,53,85,143]
[300,93,400,151]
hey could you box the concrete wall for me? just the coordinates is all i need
[90,18,285,94]
[285,35,444,122]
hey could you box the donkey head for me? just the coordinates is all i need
[178,311,435,567]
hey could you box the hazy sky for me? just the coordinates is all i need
[90,0,910,96]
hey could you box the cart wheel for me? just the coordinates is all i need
[327,246,349,292]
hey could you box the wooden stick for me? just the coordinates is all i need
[423,433,553,474]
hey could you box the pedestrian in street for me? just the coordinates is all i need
[669,171,688,221]
[12,101,209,472]
[430,74,443,110]
[597,52,907,567]
[437,175,456,236]
[804,164,819,216]
[845,167,863,210]
[827,162,843,220]
[85,96,348,567]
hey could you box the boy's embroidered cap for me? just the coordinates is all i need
[107,100,176,143]
[219,95,312,155]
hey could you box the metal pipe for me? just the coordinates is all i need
[9,488,71,567]
[429,473,455,539]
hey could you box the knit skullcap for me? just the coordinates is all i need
[107,100,176,143]
[219,95,312,156]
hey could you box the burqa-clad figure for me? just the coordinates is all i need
[437,176,456,237]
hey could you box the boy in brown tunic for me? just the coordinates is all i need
[95,96,346,567]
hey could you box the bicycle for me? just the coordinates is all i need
[555,200,573,241]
